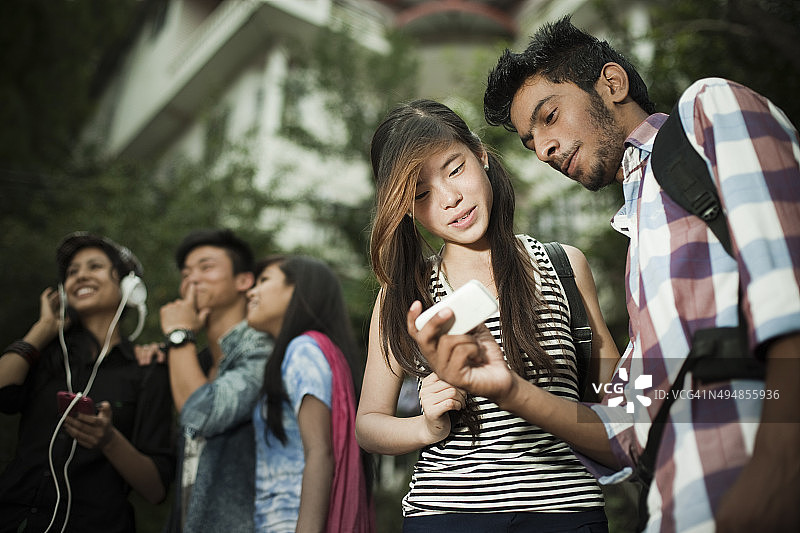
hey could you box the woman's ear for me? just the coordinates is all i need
[480,149,489,170]
[596,62,629,104]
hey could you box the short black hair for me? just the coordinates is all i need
[485,15,656,131]
[175,228,254,275]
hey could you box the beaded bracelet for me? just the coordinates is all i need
[4,340,41,367]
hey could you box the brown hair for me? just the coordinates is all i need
[369,100,556,431]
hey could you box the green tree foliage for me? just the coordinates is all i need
[281,27,419,157]
[313,28,420,158]
[2,134,279,344]
[596,0,800,122]
[0,0,142,173]
[648,0,800,123]
[278,27,420,346]
[1,0,146,348]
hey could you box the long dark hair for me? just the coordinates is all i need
[257,255,363,442]
[257,255,374,492]
[369,99,555,432]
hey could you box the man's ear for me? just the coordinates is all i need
[596,62,630,104]
[235,271,255,293]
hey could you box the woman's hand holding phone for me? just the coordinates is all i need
[61,400,116,451]
[56,391,96,417]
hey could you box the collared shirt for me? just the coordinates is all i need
[582,78,800,532]
[0,328,175,533]
[170,320,272,533]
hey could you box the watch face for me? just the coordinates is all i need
[169,330,188,344]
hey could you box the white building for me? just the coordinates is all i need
[85,0,650,244]
[85,1,389,258]
[84,0,650,336]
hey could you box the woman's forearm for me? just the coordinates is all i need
[102,428,166,504]
[296,446,334,533]
[0,320,58,388]
[498,374,620,468]
[356,411,442,455]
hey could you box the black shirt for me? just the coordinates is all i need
[0,328,175,533]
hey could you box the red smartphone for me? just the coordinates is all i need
[56,391,96,417]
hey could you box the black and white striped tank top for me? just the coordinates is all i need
[402,235,604,516]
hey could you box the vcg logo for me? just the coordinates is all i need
[592,368,653,413]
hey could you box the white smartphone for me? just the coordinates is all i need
[415,280,498,335]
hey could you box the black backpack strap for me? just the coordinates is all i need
[634,320,763,531]
[651,104,733,256]
[543,242,592,401]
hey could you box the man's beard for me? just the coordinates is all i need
[576,90,628,192]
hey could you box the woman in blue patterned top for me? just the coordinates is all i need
[246,255,374,532]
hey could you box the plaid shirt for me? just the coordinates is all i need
[582,78,800,532]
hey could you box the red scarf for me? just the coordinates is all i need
[303,331,375,533]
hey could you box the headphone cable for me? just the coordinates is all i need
[45,285,130,533]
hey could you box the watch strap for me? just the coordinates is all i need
[165,328,196,349]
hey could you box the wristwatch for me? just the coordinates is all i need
[164,328,196,350]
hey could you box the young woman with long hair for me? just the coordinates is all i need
[246,255,373,533]
[355,100,620,532]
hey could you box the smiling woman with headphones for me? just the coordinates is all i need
[0,232,175,533]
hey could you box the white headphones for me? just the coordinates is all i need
[120,271,147,341]
[56,232,148,341]
[120,270,146,307]
[57,270,147,341]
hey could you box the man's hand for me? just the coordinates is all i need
[134,342,166,366]
[715,439,800,531]
[160,283,209,334]
[715,334,800,531]
[407,300,514,403]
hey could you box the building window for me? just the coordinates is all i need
[204,106,230,165]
